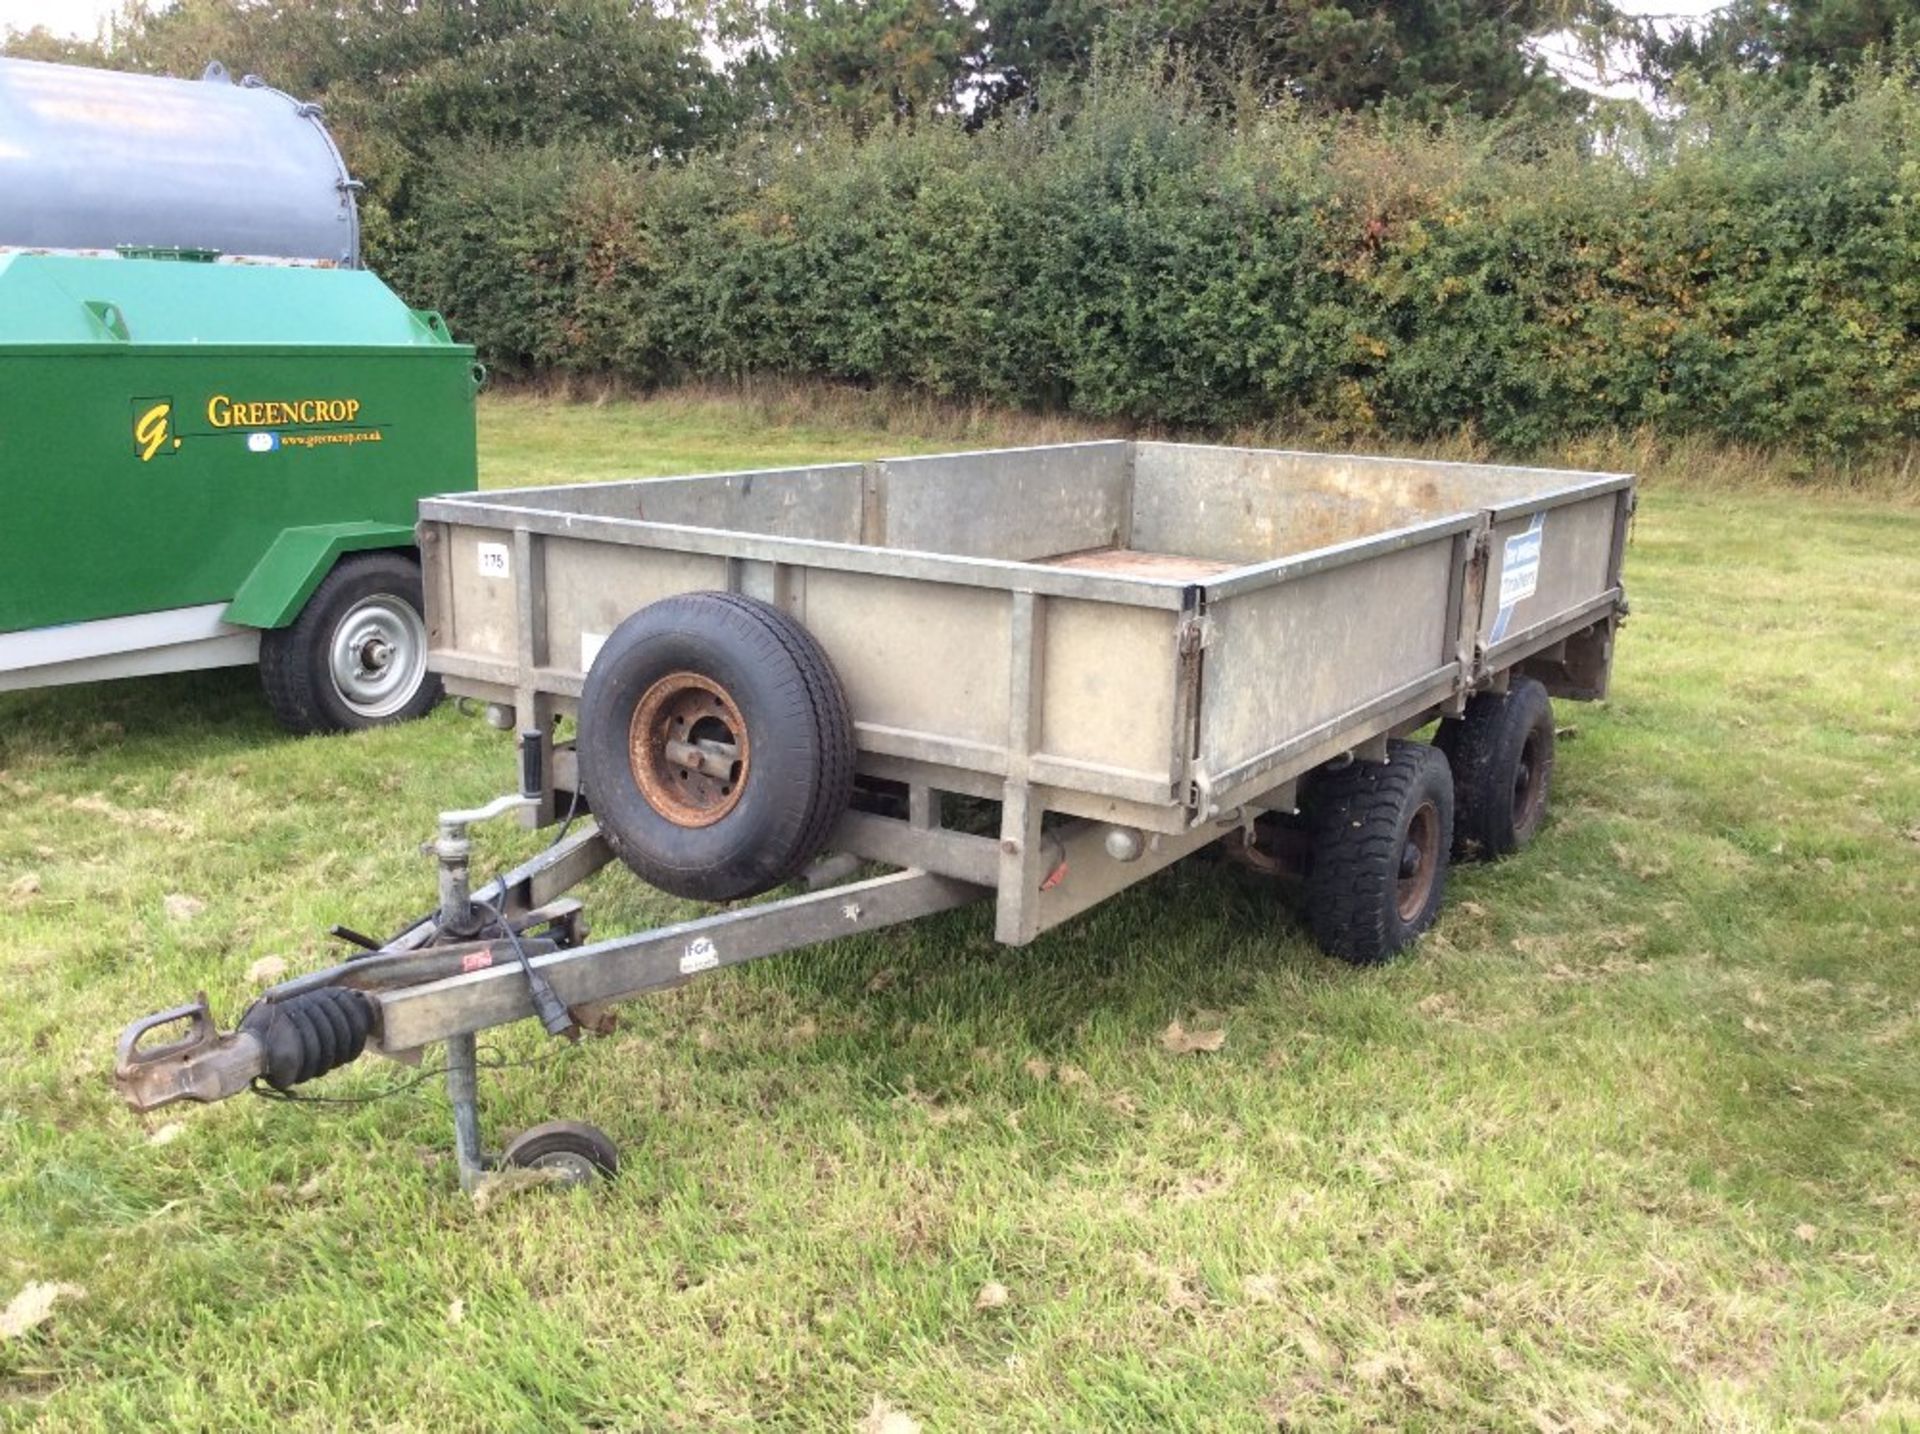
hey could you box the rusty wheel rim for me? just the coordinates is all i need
[1396,800,1441,923]
[628,672,750,828]
[1512,729,1548,838]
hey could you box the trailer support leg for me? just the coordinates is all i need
[446,1031,488,1193]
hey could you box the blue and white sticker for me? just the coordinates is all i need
[1489,512,1544,643]
[246,431,281,453]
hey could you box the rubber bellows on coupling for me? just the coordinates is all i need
[240,987,377,1090]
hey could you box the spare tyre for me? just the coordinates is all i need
[577,591,855,902]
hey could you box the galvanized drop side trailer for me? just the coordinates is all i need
[116,442,1632,1189]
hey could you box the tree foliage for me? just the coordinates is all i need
[0,0,1622,138]
[719,0,980,130]
[1621,0,1920,97]
[390,64,1919,457]
[978,0,1590,119]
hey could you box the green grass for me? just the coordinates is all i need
[3,391,1918,1430]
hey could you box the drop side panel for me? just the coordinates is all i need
[1477,490,1625,662]
[484,465,864,540]
[799,569,1014,765]
[1195,536,1461,801]
[878,443,1131,561]
[1033,599,1181,799]
[539,540,732,678]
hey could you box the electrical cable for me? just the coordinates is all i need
[547,779,582,848]
[247,1046,559,1106]
[472,896,578,1039]
[293,772,589,1091]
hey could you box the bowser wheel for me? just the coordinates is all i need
[260,551,442,734]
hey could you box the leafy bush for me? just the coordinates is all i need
[388,62,1920,457]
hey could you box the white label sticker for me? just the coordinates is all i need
[580,631,608,673]
[476,542,511,579]
[680,937,719,975]
[1498,518,1543,608]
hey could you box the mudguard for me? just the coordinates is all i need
[224,521,417,629]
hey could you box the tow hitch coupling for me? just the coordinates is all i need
[114,986,377,1112]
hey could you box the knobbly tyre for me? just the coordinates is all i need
[114,442,1633,1189]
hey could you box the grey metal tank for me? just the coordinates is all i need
[0,56,359,266]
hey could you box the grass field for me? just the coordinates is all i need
[2,391,1917,1430]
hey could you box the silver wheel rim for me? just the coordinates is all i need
[528,1150,600,1185]
[327,595,427,719]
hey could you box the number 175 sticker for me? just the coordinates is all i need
[476,542,510,579]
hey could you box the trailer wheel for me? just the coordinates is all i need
[1435,677,1554,860]
[578,592,855,902]
[501,1120,619,1185]
[1306,740,1454,964]
[260,551,441,734]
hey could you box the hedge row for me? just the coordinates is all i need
[386,70,1920,456]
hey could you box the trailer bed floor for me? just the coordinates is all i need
[1039,547,1237,580]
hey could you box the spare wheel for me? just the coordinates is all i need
[577,591,855,902]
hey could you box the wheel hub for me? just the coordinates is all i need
[327,596,427,719]
[629,672,750,827]
[1511,731,1548,834]
[524,1150,601,1186]
[1396,800,1440,922]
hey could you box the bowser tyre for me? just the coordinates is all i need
[260,551,441,734]
[577,592,855,903]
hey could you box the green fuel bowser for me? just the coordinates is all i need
[0,56,478,731]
